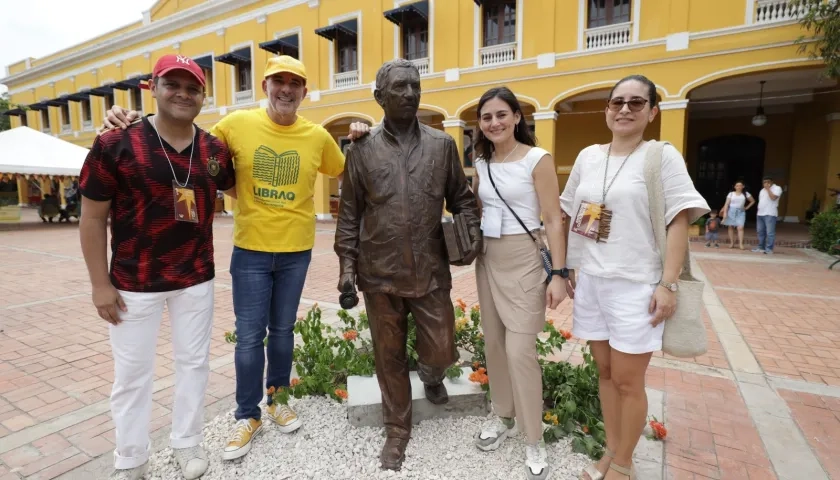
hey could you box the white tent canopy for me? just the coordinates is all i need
[0,126,90,176]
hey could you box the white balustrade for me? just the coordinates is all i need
[334,70,360,89]
[61,124,72,134]
[755,0,807,24]
[584,22,633,50]
[234,90,253,104]
[409,57,430,75]
[205,96,215,108]
[479,42,516,66]
[82,120,93,130]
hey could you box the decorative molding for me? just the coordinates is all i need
[48,82,55,88]
[659,99,689,110]
[445,68,460,83]
[69,76,75,82]
[537,53,556,70]
[308,0,319,6]
[666,32,690,52]
[115,61,122,68]
[216,28,226,36]
[90,69,97,75]
[827,113,840,123]
[533,111,558,121]
[172,42,181,49]
[632,0,642,43]
[142,10,152,26]
[257,15,266,24]
[309,90,321,102]
[143,52,151,59]
[442,119,466,129]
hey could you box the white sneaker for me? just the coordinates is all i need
[173,445,209,480]
[751,247,764,253]
[475,416,518,451]
[525,440,550,480]
[109,463,148,480]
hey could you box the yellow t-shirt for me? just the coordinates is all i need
[211,109,345,252]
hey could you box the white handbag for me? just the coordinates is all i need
[643,141,708,358]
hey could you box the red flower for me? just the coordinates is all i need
[560,330,572,340]
[649,419,667,440]
[343,330,358,341]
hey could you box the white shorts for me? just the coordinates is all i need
[572,271,664,354]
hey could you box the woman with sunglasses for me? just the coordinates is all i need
[560,75,708,480]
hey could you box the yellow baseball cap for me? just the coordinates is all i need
[264,56,307,82]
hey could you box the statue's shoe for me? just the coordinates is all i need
[380,437,409,470]
[424,382,449,405]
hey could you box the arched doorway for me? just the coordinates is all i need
[696,135,766,220]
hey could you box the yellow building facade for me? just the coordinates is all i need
[2,0,837,222]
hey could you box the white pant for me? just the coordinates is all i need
[110,279,214,469]
[571,272,663,354]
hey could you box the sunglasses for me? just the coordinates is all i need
[607,98,649,112]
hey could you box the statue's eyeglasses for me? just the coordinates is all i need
[607,98,649,112]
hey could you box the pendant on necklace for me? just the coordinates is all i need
[596,203,613,243]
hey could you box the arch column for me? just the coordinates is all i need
[443,119,467,166]
[17,176,28,206]
[658,99,689,156]
[825,113,840,212]
[533,111,557,164]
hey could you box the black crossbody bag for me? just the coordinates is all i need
[485,162,553,284]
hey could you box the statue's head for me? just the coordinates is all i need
[374,59,421,123]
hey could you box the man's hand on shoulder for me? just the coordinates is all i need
[348,122,371,142]
[99,105,140,134]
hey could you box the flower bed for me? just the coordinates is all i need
[225,300,605,458]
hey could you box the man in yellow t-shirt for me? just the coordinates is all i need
[103,56,362,462]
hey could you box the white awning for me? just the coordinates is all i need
[0,126,89,176]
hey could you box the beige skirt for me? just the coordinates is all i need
[475,233,548,334]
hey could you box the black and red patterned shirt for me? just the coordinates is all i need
[80,116,235,293]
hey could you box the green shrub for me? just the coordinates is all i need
[809,210,840,252]
[225,301,605,458]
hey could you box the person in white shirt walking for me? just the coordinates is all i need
[752,176,783,254]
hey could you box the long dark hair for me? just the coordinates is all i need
[473,87,536,161]
[731,181,750,201]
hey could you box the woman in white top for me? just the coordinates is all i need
[720,181,755,249]
[472,87,569,480]
[560,76,709,480]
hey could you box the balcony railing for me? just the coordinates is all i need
[409,57,430,76]
[61,124,72,134]
[41,127,51,134]
[234,90,253,104]
[82,120,93,130]
[334,70,360,89]
[205,96,215,109]
[479,42,516,66]
[584,22,633,50]
[755,0,807,24]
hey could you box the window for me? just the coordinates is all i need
[337,33,358,73]
[20,114,27,127]
[41,110,50,131]
[130,88,143,113]
[403,16,428,61]
[483,0,516,47]
[60,104,71,128]
[81,99,92,124]
[104,93,114,112]
[588,0,631,28]
[236,62,252,92]
[202,65,214,94]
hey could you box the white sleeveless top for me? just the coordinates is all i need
[475,146,549,236]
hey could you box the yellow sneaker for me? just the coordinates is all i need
[222,418,262,461]
[266,403,303,433]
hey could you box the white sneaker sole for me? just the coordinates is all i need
[476,424,519,452]
[272,415,303,434]
[221,424,263,461]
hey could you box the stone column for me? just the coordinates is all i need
[658,99,689,156]
[533,111,558,183]
[443,119,467,166]
[824,113,840,212]
[17,176,28,206]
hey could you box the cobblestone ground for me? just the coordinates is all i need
[1,210,839,479]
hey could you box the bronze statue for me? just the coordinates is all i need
[334,59,481,470]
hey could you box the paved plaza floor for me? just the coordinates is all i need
[1,210,840,479]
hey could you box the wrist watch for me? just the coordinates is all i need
[659,280,678,292]
[550,268,570,279]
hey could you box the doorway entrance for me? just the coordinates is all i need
[695,135,765,222]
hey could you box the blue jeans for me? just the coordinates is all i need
[756,215,777,252]
[231,246,311,421]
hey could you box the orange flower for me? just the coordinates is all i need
[547,319,555,326]
[560,329,572,340]
[472,361,482,370]
[335,388,349,400]
[266,386,276,396]
[468,370,489,385]
[649,419,667,440]
[471,304,480,313]
[290,378,301,387]
[343,330,358,341]
[456,298,467,310]
[582,425,590,434]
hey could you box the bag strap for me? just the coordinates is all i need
[643,141,693,279]
[485,159,539,245]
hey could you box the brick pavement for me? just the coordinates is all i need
[1,210,840,479]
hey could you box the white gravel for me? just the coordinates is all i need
[145,396,592,480]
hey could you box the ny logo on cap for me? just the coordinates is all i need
[176,55,191,65]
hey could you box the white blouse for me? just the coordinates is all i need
[560,141,709,284]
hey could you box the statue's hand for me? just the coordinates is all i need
[338,272,356,293]
[455,226,482,266]
[103,105,140,130]
[348,122,371,141]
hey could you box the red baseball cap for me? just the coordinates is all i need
[141,54,206,89]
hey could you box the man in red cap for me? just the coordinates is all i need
[80,54,236,480]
